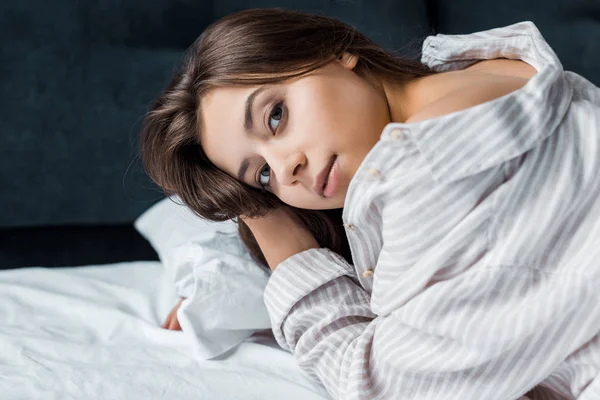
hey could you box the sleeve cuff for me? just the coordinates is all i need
[262,248,357,349]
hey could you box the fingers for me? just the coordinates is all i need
[168,317,182,331]
[161,298,187,330]
[162,307,183,330]
[163,313,181,330]
[162,312,173,329]
[164,313,182,330]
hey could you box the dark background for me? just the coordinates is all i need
[1,0,599,268]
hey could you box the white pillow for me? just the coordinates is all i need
[134,196,272,360]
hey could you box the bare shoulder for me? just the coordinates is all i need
[405,60,537,124]
[464,59,537,80]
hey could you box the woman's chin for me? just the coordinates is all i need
[279,190,346,211]
[314,196,346,210]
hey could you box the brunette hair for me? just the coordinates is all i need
[140,8,437,269]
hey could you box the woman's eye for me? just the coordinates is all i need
[269,103,284,132]
[258,164,271,188]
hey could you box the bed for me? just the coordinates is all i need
[3,1,598,399]
[0,260,329,399]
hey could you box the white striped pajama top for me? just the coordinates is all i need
[262,21,600,400]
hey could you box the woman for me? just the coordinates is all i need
[141,8,600,399]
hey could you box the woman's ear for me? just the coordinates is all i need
[338,52,358,70]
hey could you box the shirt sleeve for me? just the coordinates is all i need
[411,21,573,185]
[263,248,600,400]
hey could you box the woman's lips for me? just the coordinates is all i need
[323,156,339,198]
[314,155,336,197]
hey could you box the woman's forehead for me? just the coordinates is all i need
[201,86,250,132]
[199,86,255,176]
[203,84,255,107]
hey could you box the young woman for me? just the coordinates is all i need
[141,8,600,399]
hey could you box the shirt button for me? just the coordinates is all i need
[367,168,381,178]
[390,129,403,140]
[344,223,355,231]
[362,268,374,278]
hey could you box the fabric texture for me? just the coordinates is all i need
[214,0,432,56]
[263,21,600,400]
[134,197,272,359]
[0,261,328,399]
[0,0,430,230]
[0,0,205,228]
[0,0,430,268]
[0,224,157,269]
[431,0,600,87]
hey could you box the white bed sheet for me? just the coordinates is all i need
[0,261,330,400]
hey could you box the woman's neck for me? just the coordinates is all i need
[379,59,538,124]
[380,74,442,123]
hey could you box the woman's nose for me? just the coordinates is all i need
[274,151,306,186]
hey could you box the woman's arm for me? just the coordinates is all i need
[241,207,319,271]
[245,208,590,400]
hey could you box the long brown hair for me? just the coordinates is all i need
[140,8,437,270]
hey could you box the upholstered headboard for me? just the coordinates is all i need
[2,0,598,268]
[0,0,433,268]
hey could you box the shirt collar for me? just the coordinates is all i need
[381,22,573,184]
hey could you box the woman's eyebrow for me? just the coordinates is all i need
[237,158,250,182]
[244,86,268,132]
[239,86,269,183]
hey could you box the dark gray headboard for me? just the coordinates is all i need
[4,0,598,268]
[1,0,433,268]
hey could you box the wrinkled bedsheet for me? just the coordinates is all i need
[0,261,329,400]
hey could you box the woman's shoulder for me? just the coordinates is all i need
[405,60,537,124]
[464,59,537,79]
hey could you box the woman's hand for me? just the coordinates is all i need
[162,297,186,330]
[241,207,319,271]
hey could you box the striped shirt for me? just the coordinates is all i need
[262,21,600,400]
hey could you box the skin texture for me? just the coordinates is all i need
[241,207,320,268]
[200,53,421,210]
[199,55,536,211]
[162,297,185,330]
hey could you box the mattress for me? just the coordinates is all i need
[0,261,330,400]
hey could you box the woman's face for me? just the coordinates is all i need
[200,54,390,210]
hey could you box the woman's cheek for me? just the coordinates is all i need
[278,190,298,207]
[278,189,308,209]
